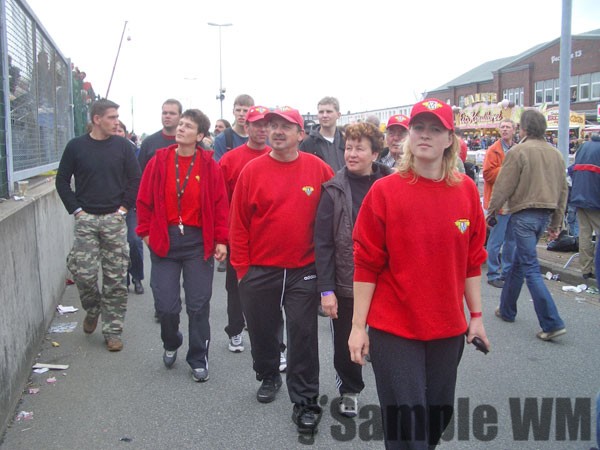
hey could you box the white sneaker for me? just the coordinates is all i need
[228,333,244,352]
[279,352,287,372]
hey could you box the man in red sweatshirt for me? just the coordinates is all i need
[219,106,270,355]
[230,106,333,435]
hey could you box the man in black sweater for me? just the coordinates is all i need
[137,98,182,172]
[56,99,141,352]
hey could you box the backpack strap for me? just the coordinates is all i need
[224,127,234,151]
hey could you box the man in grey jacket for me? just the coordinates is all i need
[487,109,568,341]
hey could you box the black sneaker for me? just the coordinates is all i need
[133,279,144,294]
[256,375,282,403]
[292,401,323,434]
[163,349,177,368]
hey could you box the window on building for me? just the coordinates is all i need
[592,72,600,100]
[545,80,554,103]
[535,81,544,104]
[554,79,560,103]
[519,88,524,106]
[459,96,465,108]
[579,73,590,101]
[570,76,578,102]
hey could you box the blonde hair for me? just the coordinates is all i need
[396,133,463,185]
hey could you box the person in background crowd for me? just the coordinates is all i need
[483,119,516,289]
[569,132,600,282]
[377,114,409,168]
[300,96,346,172]
[116,120,145,295]
[56,99,141,352]
[218,106,271,355]
[349,99,488,449]
[214,118,232,136]
[488,109,568,341]
[315,122,392,418]
[136,109,229,383]
[365,115,380,129]
[138,99,182,172]
[230,106,333,435]
[137,99,182,320]
[213,94,254,161]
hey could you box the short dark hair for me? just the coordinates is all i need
[344,122,384,154]
[182,109,210,137]
[520,109,547,139]
[89,99,119,121]
[163,98,183,114]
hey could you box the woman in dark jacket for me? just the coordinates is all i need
[314,122,391,417]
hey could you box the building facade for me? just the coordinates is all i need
[427,29,600,124]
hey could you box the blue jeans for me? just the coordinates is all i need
[566,204,579,237]
[486,213,513,281]
[499,209,565,332]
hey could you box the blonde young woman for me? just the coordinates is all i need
[349,99,490,449]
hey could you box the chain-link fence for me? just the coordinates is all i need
[1,0,73,197]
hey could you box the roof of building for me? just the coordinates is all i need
[431,28,600,92]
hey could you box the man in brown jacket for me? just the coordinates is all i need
[487,109,568,341]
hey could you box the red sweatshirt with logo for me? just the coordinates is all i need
[353,172,487,340]
[230,152,334,279]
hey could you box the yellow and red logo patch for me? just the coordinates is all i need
[423,100,443,111]
[455,219,470,234]
[302,186,315,196]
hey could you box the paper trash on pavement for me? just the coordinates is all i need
[16,411,33,421]
[49,322,77,333]
[561,284,587,293]
[33,368,49,374]
[57,305,79,314]
[33,363,69,370]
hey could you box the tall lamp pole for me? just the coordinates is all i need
[207,22,232,119]
[106,20,128,98]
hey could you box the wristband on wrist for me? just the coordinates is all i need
[73,207,83,215]
[321,291,334,297]
[118,208,127,216]
[470,311,482,318]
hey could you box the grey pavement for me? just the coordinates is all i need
[2,249,599,450]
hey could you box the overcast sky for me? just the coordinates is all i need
[24,0,600,136]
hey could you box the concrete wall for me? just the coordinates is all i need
[0,180,73,435]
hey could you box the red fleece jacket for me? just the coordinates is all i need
[136,145,229,259]
[353,172,487,341]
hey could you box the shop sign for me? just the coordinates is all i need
[551,50,583,64]
[544,106,585,129]
[456,104,510,129]
[463,93,498,107]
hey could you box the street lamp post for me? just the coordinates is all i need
[207,22,232,119]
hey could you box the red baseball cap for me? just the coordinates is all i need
[265,106,304,130]
[386,114,410,130]
[245,106,269,123]
[409,98,454,131]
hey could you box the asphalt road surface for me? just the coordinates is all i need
[2,258,599,450]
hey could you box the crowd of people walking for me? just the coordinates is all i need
[55,92,595,448]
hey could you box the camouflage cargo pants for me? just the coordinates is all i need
[67,212,129,336]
